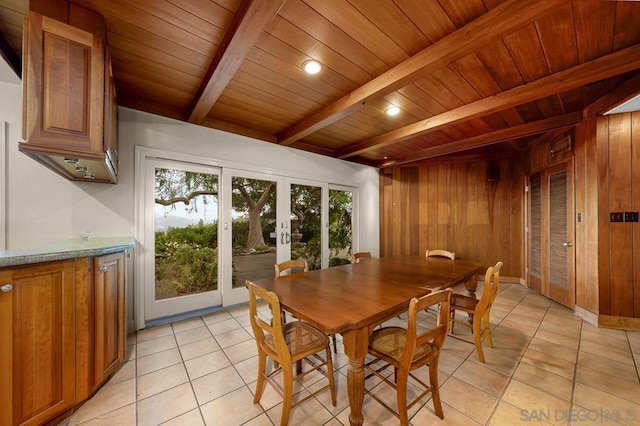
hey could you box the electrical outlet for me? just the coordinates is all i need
[610,212,624,222]
[625,212,639,222]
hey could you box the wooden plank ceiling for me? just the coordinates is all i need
[1,0,640,168]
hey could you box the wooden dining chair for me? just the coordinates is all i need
[274,259,338,353]
[274,259,308,276]
[449,261,503,363]
[351,251,372,263]
[425,249,455,260]
[246,280,336,425]
[364,289,452,425]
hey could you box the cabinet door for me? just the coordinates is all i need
[0,261,76,426]
[93,252,125,387]
[23,11,104,153]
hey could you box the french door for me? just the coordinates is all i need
[528,162,575,307]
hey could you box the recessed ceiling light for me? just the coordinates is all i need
[302,60,322,74]
[385,106,400,116]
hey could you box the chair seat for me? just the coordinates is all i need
[451,293,479,312]
[263,321,329,360]
[369,326,438,365]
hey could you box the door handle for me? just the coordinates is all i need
[281,232,285,245]
[562,241,572,247]
[1,284,13,292]
[286,232,290,244]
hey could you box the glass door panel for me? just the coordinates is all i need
[145,158,221,320]
[231,176,278,286]
[221,170,281,306]
[290,183,323,270]
[329,188,353,266]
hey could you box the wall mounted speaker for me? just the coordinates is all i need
[487,164,500,182]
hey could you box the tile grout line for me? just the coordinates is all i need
[481,290,538,423]
[77,285,640,426]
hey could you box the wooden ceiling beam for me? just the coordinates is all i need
[337,44,640,159]
[378,112,583,168]
[506,140,525,153]
[188,0,285,124]
[527,128,570,149]
[200,117,278,143]
[276,0,566,146]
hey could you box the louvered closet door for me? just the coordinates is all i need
[544,163,575,307]
[528,172,543,293]
[527,163,575,307]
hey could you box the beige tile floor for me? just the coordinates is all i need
[65,283,640,425]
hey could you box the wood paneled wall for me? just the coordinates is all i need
[381,112,640,323]
[574,118,599,314]
[380,159,524,279]
[594,112,640,318]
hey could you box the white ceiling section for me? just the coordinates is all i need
[604,93,640,115]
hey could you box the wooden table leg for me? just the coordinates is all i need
[342,328,370,426]
[464,274,479,298]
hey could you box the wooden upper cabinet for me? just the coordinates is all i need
[19,11,118,183]
[0,261,76,426]
[23,12,104,152]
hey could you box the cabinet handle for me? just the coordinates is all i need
[1,284,13,292]
[100,266,108,272]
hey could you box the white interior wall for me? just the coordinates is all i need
[1,80,134,248]
[1,84,379,253]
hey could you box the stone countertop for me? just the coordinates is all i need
[0,237,135,267]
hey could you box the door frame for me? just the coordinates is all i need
[136,148,228,329]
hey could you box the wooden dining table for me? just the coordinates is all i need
[251,255,484,426]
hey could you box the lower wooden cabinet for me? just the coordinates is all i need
[0,260,77,426]
[0,252,127,426]
[93,252,126,388]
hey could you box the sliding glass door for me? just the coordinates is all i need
[144,158,221,320]
[139,154,359,323]
[220,169,282,306]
